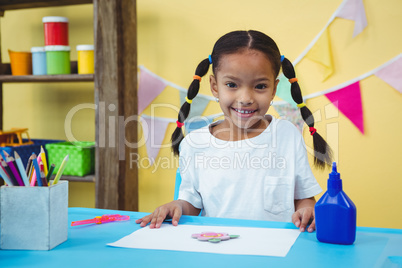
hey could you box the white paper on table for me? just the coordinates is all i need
[107,224,301,257]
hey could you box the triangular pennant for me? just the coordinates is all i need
[141,116,170,165]
[336,0,368,37]
[275,75,297,107]
[138,68,167,114]
[325,81,364,134]
[179,91,211,119]
[374,56,402,93]
[306,28,334,81]
[185,117,213,134]
[273,103,304,133]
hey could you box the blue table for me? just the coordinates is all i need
[1,208,401,267]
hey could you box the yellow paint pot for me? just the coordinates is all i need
[76,45,94,74]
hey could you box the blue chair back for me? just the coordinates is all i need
[173,168,182,200]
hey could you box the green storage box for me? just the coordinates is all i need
[45,141,95,177]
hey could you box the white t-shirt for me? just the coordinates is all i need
[178,116,322,222]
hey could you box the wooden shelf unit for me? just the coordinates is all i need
[60,174,95,183]
[0,0,138,211]
[0,61,93,82]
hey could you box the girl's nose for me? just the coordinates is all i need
[239,90,254,105]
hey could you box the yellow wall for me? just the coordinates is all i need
[3,1,401,228]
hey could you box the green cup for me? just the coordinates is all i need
[45,45,70,74]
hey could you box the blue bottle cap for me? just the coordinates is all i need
[329,162,340,180]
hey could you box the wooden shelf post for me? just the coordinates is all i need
[94,0,138,211]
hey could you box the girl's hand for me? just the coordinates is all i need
[135,200,183,228]
[292,207,315,233]
[293,197,316,232]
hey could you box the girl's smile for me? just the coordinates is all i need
[210,49,278,140]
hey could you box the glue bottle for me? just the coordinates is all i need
[315,162,357,245]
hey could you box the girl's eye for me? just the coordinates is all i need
[256,84,267,90]
[226,82,237,88]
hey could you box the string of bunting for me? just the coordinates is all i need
[137,0,401,162]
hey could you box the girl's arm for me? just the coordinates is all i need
[135,200,201,229]
[292,197,316,232]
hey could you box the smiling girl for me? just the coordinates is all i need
[136,30,332,233]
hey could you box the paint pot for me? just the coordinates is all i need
[76,45,94,74]
[8,50,32,75]
[45,46,71,75]
[31,47,47,75]
[43,16,69,46]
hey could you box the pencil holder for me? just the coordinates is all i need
[0,181,68,250]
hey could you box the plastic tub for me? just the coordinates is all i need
[31,47,47,75]
[45,141,95,176]
[8,50,32,75]
[76,45,94,74]
[45,46,71,75]
[43,16,69,46]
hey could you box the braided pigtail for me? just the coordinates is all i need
[171,58,211,155]
[281,57,332,169]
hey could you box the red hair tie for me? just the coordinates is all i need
[193,75,201,82]
[309,127,317,135]
[176,120,184,128]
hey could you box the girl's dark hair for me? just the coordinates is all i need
[171,30,332,169]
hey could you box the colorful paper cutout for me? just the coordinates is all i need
[192,232,240,243]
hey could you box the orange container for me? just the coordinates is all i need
[8,50,32,75]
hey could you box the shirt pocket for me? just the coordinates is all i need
[263,176,292,215]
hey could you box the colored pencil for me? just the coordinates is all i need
[1,155,19,186]
[2,150,10,158]
[39,162,48,187]
[14,152,30,186]
[27,154,35,185]
[25,155,33,176]
[0,159,14,186]
[31,154,43,186]
[32,156,42,186]
[40,146,48,176]
[52,155,69,185]
[46,164,56,185]
[6,157,25,186]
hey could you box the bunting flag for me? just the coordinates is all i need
[325,81,364,134]
[336,0,368,37]
[374,56,402,94]
[293,0,368,65]
[140,116,170,165]
[185,116,214,134]
[179,91,211,119]
[138,67,168,114]
[275,75,296,107]
[273,104,305,132]
[305,28,334,81]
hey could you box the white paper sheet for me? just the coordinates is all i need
[108,224,301,257]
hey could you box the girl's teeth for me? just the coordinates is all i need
[235,108,254,114]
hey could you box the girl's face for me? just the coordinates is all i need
[210,49,279,136]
